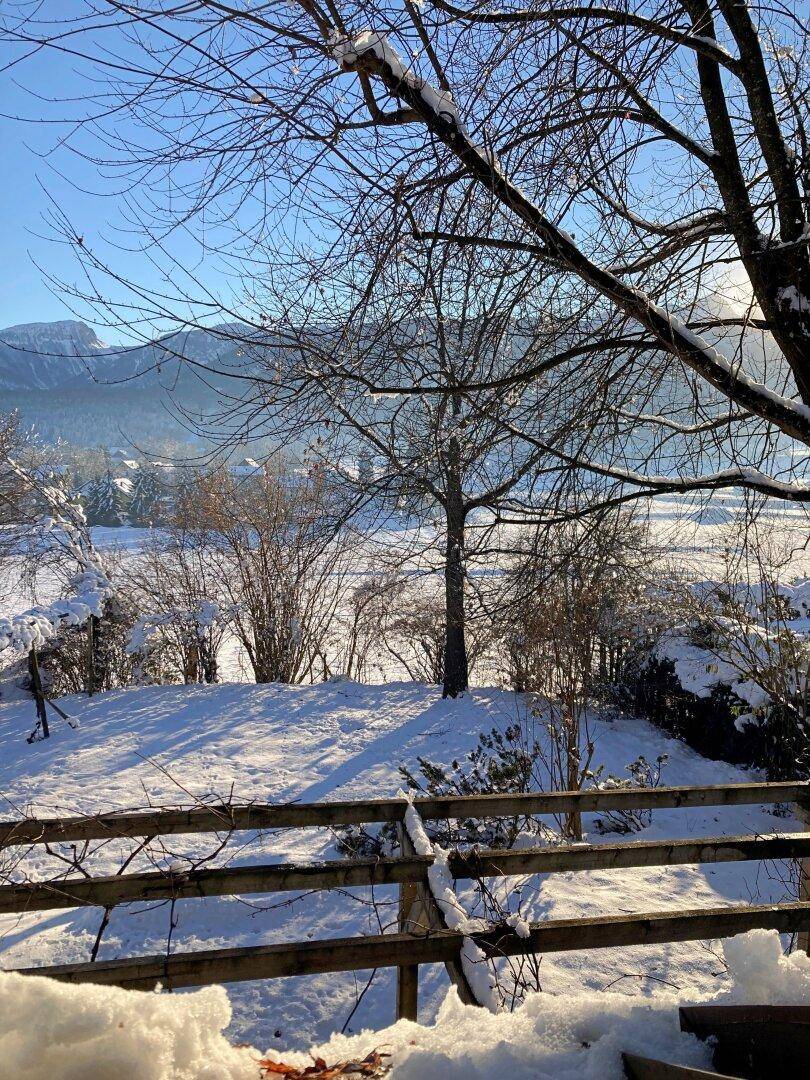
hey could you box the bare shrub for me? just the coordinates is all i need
[586,753,669,835]
[128,528,229,684]
[176,463,353,684]
[495,511,656,838]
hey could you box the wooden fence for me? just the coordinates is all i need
[1,780,809,1020]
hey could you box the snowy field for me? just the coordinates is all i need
[3,491,810,623]
[1,493,808,1075]
[0,679,804,1056]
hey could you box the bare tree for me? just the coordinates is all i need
[241,241,572,696]
[3,0,808,515]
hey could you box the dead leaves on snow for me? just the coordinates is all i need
[259,1048,391,1078]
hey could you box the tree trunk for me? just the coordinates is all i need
[442,449,469,699]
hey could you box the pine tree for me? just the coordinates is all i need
[356,448,375,487]
[129,468,164,525]
[83,471,131,526]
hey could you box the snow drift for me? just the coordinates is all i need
[0,971,259,1080]
[2,930,809,1080]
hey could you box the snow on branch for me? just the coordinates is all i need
[330,31,503,172]
[0,568,113,654]
[0,464,114,654]
[329,31,810,447]
[127,601,228,655]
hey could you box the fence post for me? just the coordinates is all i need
[86,617,96,696]
[798,799,810,956]
[395,822,419,1021]
[28,646,50,740]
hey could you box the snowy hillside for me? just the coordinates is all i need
[0,680,803,1052]
[0,319,248,392]
[0,320,107,390]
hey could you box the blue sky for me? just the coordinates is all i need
[0,33,236,341]
[0,41,109,331]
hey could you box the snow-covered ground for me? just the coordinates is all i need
[1,493,808,1074]
[3,931,810,1079]
[0,680,803,1054]
[5,489,810,623]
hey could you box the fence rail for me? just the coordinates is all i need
[3,779,809,1020]
[13,901,810,992]
[2,780,807,848]
[2,832,810,915]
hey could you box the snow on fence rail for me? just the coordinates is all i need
[3,780,810,1020]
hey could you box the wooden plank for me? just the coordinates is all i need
[2,782,807,847]
[680,1004,810,1028]
[4,833,809,915]
[11,900,810,991]
[797,799,810,955]
[1,833,804,915]
[395,823,419,1021]
[680,1004,810,1077]
[399,819,479,1008]
[623,1052,741,1078]
[0,854,433,914]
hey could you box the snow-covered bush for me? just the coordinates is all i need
[339,571,495,687]
[0,469,125,706]
[626,573,809,779]
[377,579,447,686]
[0,411,31,528]
[496,514,655,698]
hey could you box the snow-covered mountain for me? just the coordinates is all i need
[0,319,249,392]
[0,318,262,445]
[0,320,109,390]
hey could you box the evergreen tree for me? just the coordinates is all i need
[356,448,375,487]
[129,468,164,525]
[83,471,131,526]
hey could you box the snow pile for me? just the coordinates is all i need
[261,930,810,1080]
[721,928,810,1002]
[401,791,501,1011]
[0,970,260,1080]
[1,931,808,1078]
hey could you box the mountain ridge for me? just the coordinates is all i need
[0,318,248,393]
